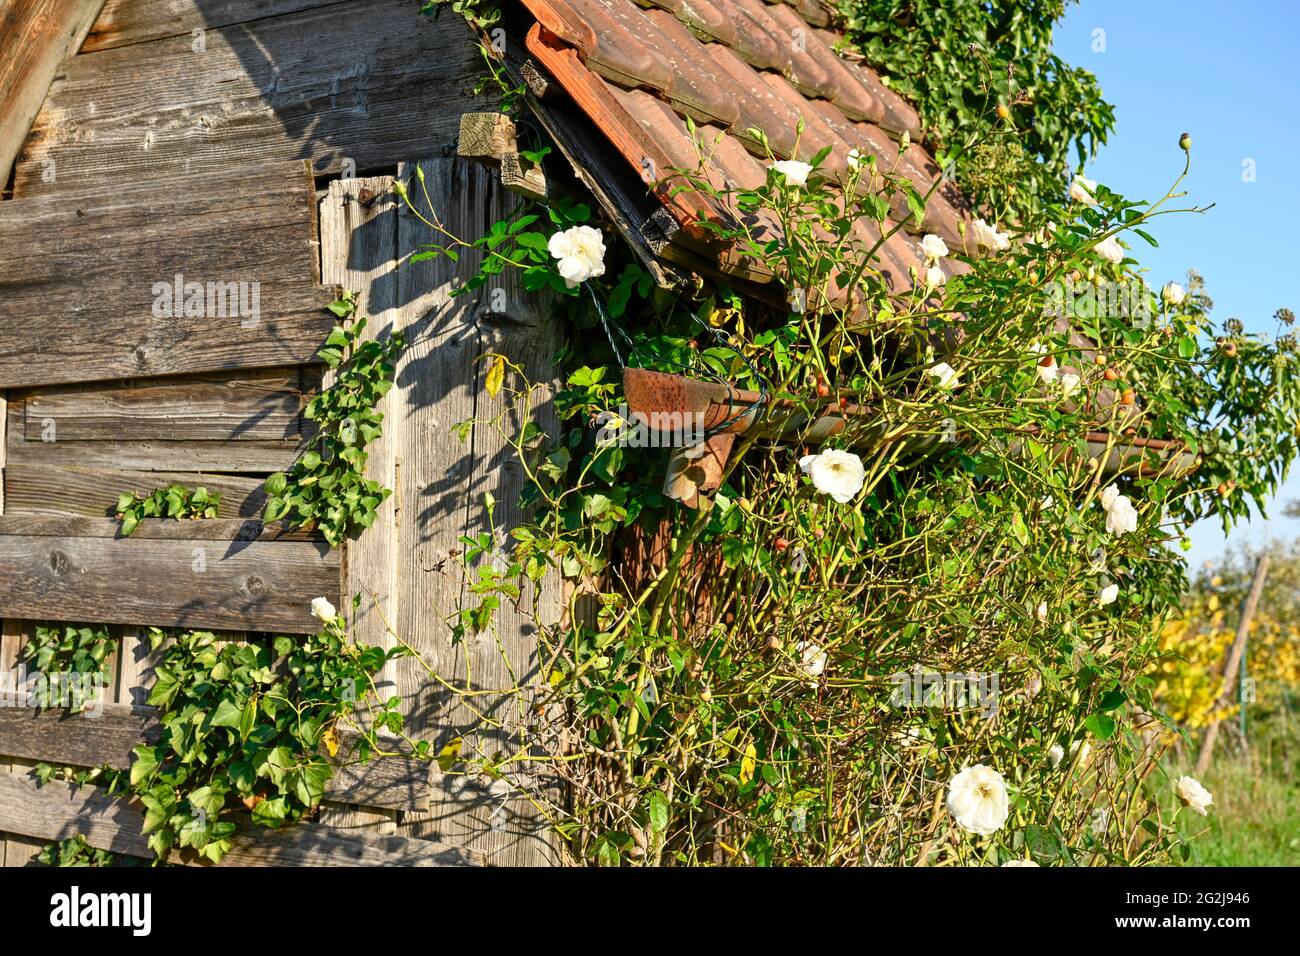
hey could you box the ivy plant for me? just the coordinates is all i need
[115,484,220,537]
[837,0,1115,221]
[19,624,115,709]
[263,293,405,547]
[37,834,133,868]
[126,622,406,863]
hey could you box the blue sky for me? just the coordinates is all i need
[1053,0,1300,572]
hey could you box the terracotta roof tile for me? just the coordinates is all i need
[518,0,972,295]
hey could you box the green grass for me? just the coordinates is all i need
[1166,720,1300,866]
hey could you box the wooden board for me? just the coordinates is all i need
[0,773,478,866]
[3,463,269,518]
[0,0,107,190]
[11,0,489,197]
[20,367,307,441]
[6,397,304,474]
[0,516,337,633]
[0,704,430,812]
[388,158,564,866]
[0,160,332,389]
[83,0,335,52]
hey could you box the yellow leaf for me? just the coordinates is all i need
[739,741,757,785]
[485,355,505,398]
[437,736,464,772]
[323,727,339,757]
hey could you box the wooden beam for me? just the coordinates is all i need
[0,516,337,633]
[0,773,478,865]
[10,0,491,197]
[0,160,332,389]
[458,112,518,162]
[502,46,680,289]
[0,0,106,191]
[0,704,430,812]
[458,112,548,201]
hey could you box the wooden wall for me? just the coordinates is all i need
[0,0,561,866]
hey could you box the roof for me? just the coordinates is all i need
[515,0,973,298]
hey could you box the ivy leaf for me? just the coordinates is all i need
[210,696,245,730]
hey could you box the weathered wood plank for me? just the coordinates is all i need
[3,462,269,518]
[0,773,478,865]
[0,0,107,190]
[0,160,332,389]
[7,396,304,473]
[83,0,336,52]
[12,0,489,197]
[390,158,563,865]
[21,368,306,441]
[0,515,315,540]
[0,516,337,632]
[0,624,37,866]
[321,175,400,689]
[317,174,404,838]
[0,704,429,811]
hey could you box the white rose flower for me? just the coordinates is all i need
[1095,235,1125,264]
[1069,175,1099,205]
[926,361,959,389]
[1175,775,1213,815]
[1036,600,1049,623]
[924,264,946,289]
[1047,744,1065,767]
[798,449,866,504]
[847,148,865,171]
[1100,483,1121,510]
[794,640,828,681]
[1098,583,1119,606]
[946,764,1010,835]
[921,234,950,260]
[770,159,813,186]
[547,225,607,288]
[1059,371,1081,397]
[310,596,337,623]
[1105,494,1139,535]
[1162,282,1186,306]
[972,218,1010,251]
[1001,859,1040,867]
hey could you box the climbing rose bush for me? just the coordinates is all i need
[426,121,1300,866]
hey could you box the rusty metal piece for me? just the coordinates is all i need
[623,367,871,505]
[664,433,736,507]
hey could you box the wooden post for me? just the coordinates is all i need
[388,157,563,865]
[1195,555,1269,777]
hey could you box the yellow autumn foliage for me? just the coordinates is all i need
[1154,589,1300,729]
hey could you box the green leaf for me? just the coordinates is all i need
[1084,714,1116,739]
[210,696,245,730]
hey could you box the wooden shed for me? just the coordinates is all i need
[0,0,965,866]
